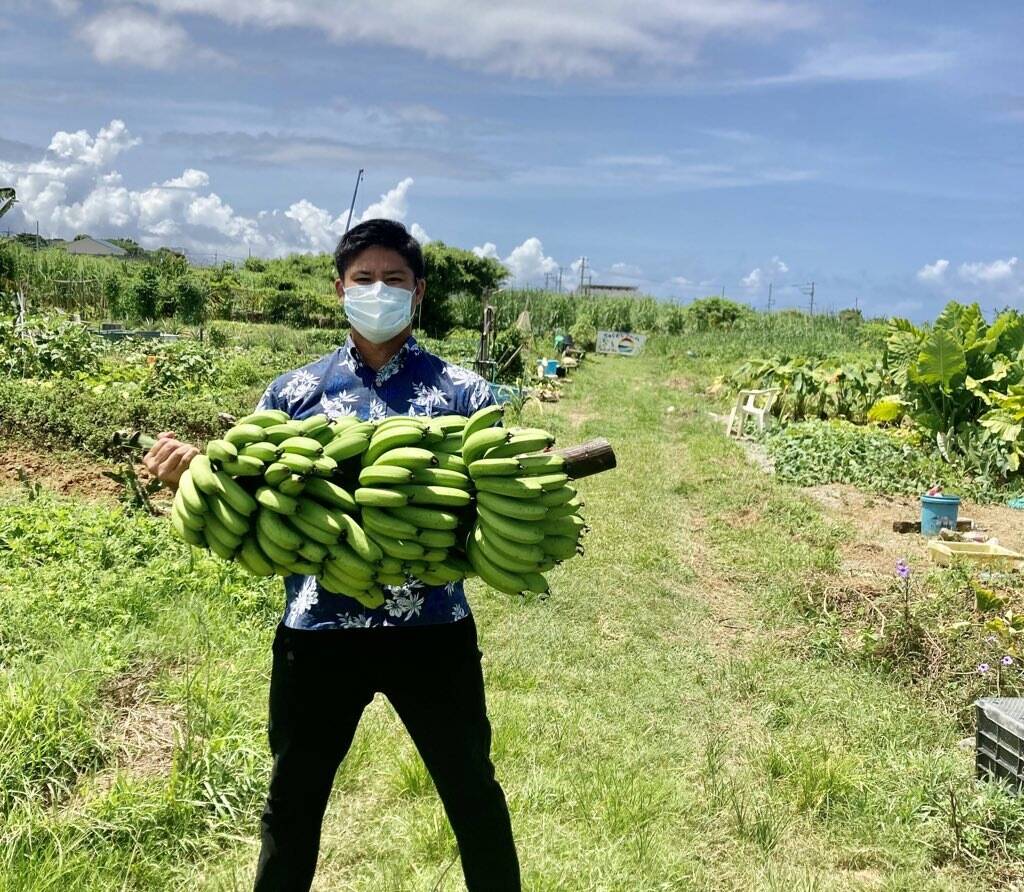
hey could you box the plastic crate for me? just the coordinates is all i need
[976,698,1024,790]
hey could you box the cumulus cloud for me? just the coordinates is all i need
[742,255,788,289]
[472,238,559,284]
[916,258,949,283]
[78,8,193,69]
[959,257,1019,284]
[133,0,813,78]
[0,119,429,257]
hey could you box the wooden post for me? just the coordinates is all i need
[556,437,616,480]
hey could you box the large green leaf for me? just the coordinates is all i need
[989,309,1024,357]
[885,327,923,386]
[914,329,966,388]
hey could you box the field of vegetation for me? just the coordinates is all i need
[4,236,1024,889]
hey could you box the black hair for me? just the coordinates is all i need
[333,218,425,281]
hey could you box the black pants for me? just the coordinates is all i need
[253,616,520,891]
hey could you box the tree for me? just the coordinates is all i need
[420,242,508,337]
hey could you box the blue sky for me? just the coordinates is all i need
[2,0,1022,318]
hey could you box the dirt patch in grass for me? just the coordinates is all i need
[0,443,124,500]
[805,483,1024,578]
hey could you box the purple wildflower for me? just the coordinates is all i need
[1003,656,1014,667]
[896,559,910,580]
[986,635,999,645]
[978,663,991,675]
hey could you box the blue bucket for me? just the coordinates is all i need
[543,359,559,376]
[921,494,960,535]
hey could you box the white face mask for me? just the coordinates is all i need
[343,280,415,344]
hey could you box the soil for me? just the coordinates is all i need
[0,443,161,502]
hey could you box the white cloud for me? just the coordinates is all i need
[609,261,643,277]
[78,8,192,70]
[472,237,559,284]
[916,258,949,283]
[749,44,955,87]
[959,257,1019,284]
[742,255,788,289]
[135,0,813,78]
[0,119,428,258]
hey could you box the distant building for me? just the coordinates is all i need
[588,284,639,297]
[65,237,128,257]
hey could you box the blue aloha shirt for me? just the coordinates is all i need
[255,335,494,630]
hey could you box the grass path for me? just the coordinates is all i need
[192,352,979,891]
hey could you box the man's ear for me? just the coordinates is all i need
[413,279,425,307]
[334,278,344,299]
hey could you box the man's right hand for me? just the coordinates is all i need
[143,432,200,489]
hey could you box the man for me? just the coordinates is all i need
[144,219,520,891]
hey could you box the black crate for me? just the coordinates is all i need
[976,698,1024,790]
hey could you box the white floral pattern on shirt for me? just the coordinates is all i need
[319,390,359,419]
[279,369,320,402]
[286,576,319,624]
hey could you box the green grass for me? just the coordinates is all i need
[2,349,1022,889]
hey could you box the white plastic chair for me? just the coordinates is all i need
[726,388,780,438]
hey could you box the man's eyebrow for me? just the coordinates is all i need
[382,268,410,275]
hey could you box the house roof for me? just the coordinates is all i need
[66,237,128,256]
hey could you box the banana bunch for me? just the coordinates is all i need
[168,401,590,602]
[354,412,476,587]
[464,417,586,596]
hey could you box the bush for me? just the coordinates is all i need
[174,277,207,326]
[129,267,161,321]
[492,326,526,383]
[145,339,220,395]
[0,315,106,379]
[683,297,755,331]
[570,316,597,351]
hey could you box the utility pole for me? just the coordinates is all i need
[720,285,725,299]
[809,281,815,316]
[557,266,565,292]
[35,220,40,251]
[767,281,774,312]
[578,256,589,295]
[344,168,365,235]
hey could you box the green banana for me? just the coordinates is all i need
[375,415,425,432]
[379,556,404,575]
[520,571,550,595]
[468,457,522,479]
[355,487,409,507]
[417,570,447,586]
[206,439,238,463]
[240,441,281,462]
[373,446,437,470]
[541,535,581,560]
[296,499,345,537]
[207,492,250,537]
[389,504,459,530]
[172,494,205,530]
[219,455,266,477]
[474,525,538,574]
[467,539,527,596]
[301,477,357,513]
[517,452,566,474]
[433,452,467,473]
[276,452,315,476]
[263,422,303,444]
[483,432,555,460]
[363,427,429,465]
[237,537,275,577]
[481,525,545,565]
[476,490,548,521]
[289,513,339,546]
[426,415,468,434]
[286,558,321,576]
[432,434,463,455]
[311,456,338,477]
[257,526,300,566]
[325,542,376,582]
[264,462,292,487]
[338,514,383,563]
[423,559,464,583]
[420,548,448,564]
[177,469,207,515]
[364,528,425,561]
[412,467,470,489]
[298,539,329,563]
[375,572,408,586]
[359,465,413,486]
[541,514,587,537]
[477,504,545,544]
[463,403,504,439]
[462,427,510,465]
[415,528,457,549]
[204,528,237,560]
[237,409,291,427]
[539,485,577,507]
[528,472,570,491]
[473,476,543,499]
[205,512,244,550]
[545,497,584,519]
[311,426,335,447]
[257,506,304,551]
[296,414,330,436]
[362,506,419,540]
[322,433,370,462]
[277,474,306,497]
[395,484,472,508]
[224,423,267,447]
[188,454,220,495]
[256,486,299,516]
[405,561,428,577]
[214,469,258,516]
[171,508,204,545]
[331,415,360,433]
[279,436,324,458]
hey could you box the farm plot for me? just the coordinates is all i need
[3,344,1019,890]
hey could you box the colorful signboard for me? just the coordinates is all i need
[596,330,647,356]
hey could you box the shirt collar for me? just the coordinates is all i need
[344,334,420,387]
